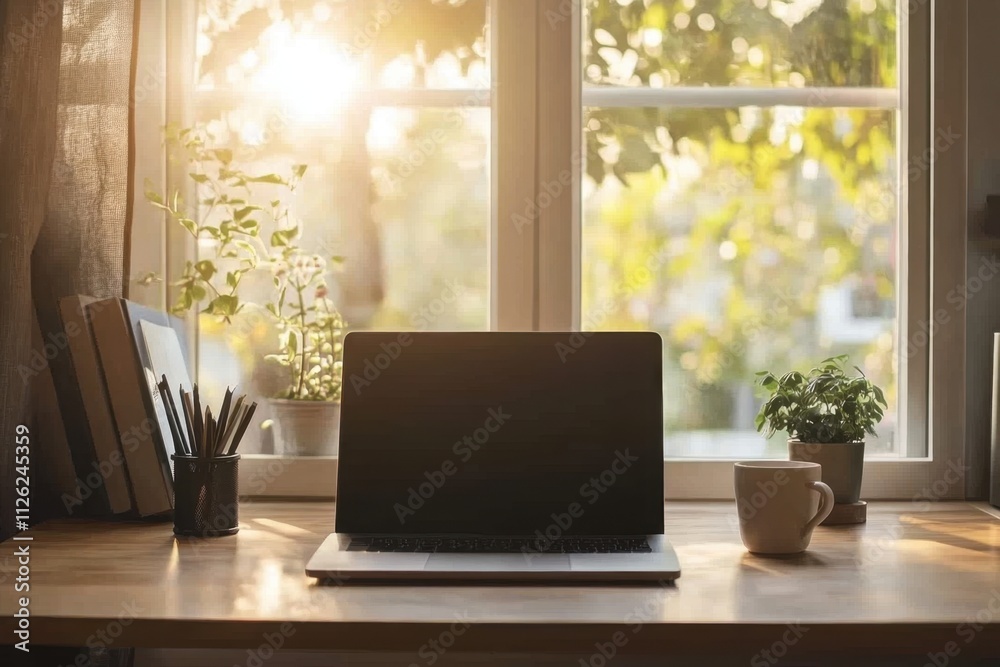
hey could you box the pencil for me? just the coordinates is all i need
[216,387,234,454]
[181,388,198,457]
[204,406,214,459]
[157,376,185,456]
[193,385,204,456]
[227,401,257,456]
[160,375,189,455]
[217,395,246,456]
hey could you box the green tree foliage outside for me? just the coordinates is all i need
[187,0,901,455]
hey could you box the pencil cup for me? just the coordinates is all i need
[171,454,240,536]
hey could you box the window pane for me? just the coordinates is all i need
[187,1,489,454]
[582,106,899,458]
[368,107,490,330]
[197,0,489,91]
[584,0,896,87]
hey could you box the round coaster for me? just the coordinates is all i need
[821,500,867,525]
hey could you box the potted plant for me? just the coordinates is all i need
[145,125,345,456]
[754,355,888,504]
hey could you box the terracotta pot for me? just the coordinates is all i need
[269,399,340,457]
[788,439,864,504]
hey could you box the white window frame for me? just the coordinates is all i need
[519,0,965,499]
[143,0,967,500]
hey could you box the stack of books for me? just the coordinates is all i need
[58,297,193,517]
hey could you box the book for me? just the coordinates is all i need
[992,333,1000,508]
[59,295,134,515]
[121,301,192,479]
[139,319,194,460]
[87,298,179,516]
[32,297,112,518]
[29,314,79,517]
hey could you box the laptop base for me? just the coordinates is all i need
[306,533,681,583]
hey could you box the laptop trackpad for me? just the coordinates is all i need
[425,554,571,572]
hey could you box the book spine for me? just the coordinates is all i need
[89,300,172,516]
[60,297,134,514]
[50,302,110,517]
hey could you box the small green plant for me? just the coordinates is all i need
[754,355,887,444]
[145,125,345,402]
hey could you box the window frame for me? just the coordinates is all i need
[522,0,964,499]
[146,0,966,500]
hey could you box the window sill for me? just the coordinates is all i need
[240,455,960,501]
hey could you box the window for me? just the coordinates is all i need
[140,0,491,466]
[136,0,964,499]
[581,2,903,460]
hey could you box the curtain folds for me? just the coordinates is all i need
[0,0,139,540]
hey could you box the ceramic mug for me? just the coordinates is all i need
[734,461,834,555]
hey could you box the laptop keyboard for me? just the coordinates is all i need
[351,536,652,554]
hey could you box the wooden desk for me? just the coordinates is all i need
[3,501,1000,660]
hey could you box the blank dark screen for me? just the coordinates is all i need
[335,332,664,536]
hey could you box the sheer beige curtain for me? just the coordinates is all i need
[0,0,139,541]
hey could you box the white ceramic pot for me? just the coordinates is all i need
[269,399,340,456]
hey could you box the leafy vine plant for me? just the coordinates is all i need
[754,355,888,444]
[144,124,345,402]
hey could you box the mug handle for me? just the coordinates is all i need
[803,480,835,535]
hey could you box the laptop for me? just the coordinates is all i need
[306,331,680,582]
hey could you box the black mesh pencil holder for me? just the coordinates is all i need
[171,454,240,536]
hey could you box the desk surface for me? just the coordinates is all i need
[4,501,1000,656]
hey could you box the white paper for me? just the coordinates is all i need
[140,320,193,458]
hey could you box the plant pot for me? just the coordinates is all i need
[788,439,864,504]
[269,399,340,457]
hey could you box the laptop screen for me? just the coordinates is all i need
[335,332,664,536]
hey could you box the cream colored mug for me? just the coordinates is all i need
[734,461,834,555]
